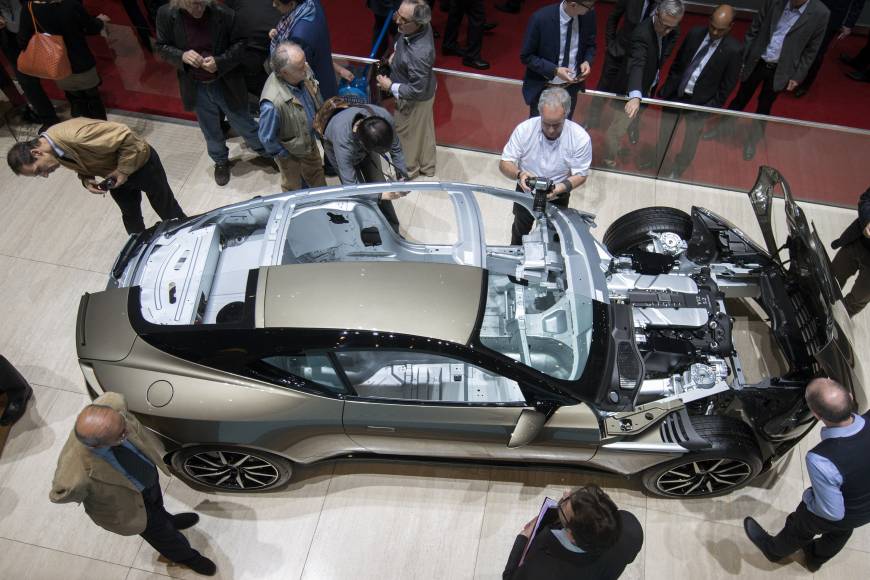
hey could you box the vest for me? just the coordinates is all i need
[811,412,870,525]
[260,71,323,157]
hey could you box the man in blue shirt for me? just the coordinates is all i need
[50,393,217,576]
[259,41,326,192]
[744,378,870,572]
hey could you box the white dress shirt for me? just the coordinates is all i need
[762,0,809,63]
[501,117,592,182]
[550,2,581,85]
[684,34,722,95]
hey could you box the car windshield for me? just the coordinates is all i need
[478,271,594,381]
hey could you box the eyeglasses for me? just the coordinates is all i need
[557,496,571,528]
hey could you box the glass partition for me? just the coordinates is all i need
[334,55,870,209]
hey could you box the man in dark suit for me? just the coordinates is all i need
[520,1,597,119]
[795,0,866,96]
[503,485,643,580]
[830,186,870,317]
[442,0,489,69]
[712,0,830,160]
[586,0,654,127]
[602,0,683,166]
[657,4,741,178]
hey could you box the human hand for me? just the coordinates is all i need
[577,62,591,81]
[182,50,204,67]
[84,179,104,194]
[201,56,218,73]
[336,65,354,82]
[376,74,393,92]
[555,66,575,83]
[624,97,640,118]
[106,170,128,188]
[0,16,7,29]
[268,28,277,40]
[521,516,537,538]
[97,14,110,23]
[838,26,851,41]
[786,79,798,92]
[381,191,408,201]
[518,171,535,192]
[863,223,870,238]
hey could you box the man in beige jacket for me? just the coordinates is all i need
[50,392,216,576]
[6,118,187,235]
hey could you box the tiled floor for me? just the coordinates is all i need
[0,112,868,580]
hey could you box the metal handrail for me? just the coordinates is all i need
[333,53,870,136]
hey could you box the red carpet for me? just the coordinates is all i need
[8,1,862,206]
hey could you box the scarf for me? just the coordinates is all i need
[270,0,317,54]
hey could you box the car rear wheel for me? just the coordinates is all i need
[641,416,763,498]
[171,446,293,492]
[603,207,693,256]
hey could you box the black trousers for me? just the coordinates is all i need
[510,184,570,245]
[110,147,186,234]
[831,238,870,316]
[0,355,30,399]
[529,83,582,119]
[727,61,780,144]
[140,484,199,563]
[0,29,59,124]
[66,86,107,121]
[355,154,400,233]
[444,0,486,59]
[769,502,863,566]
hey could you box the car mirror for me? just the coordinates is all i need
[508,409,547,448]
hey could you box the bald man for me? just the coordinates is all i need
[50,393,217,576]
[744,378,870,572]
[258,41,326,192]
[657,4,741,178]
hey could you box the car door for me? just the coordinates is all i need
[337,349,599,462]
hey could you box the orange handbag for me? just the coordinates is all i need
[17,2,72,80]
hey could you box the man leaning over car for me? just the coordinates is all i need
[6,118,187,235]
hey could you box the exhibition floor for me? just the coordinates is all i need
[1,111,869,580]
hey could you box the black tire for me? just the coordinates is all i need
[641,416,763,498]
[170,445,293,492]
[603,207,692,256]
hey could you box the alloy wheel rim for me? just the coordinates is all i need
[183,450,280,490]
[655,458,753,496]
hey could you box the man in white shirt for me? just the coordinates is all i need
[499,87,592,245]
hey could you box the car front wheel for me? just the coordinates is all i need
[171,445,293,492]
[641,416,763,498]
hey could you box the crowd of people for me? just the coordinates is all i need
[2,0,870,578]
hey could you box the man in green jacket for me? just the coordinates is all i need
[258,41,326,192]
[6,118,187,234]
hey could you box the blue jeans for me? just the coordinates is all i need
[194,81,265,163]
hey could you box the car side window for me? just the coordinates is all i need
[334,350,525,404]
[255,354,348,396]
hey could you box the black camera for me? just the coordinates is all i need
[524,176,554,213]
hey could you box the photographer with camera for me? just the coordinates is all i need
[499,87,592,245]
[376,0,436,180]
[6,118,187,235]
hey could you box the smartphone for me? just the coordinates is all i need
[96,177,117,191]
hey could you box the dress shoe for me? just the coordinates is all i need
[483,22,497,32]
[628,124,639,145]
[847,70,870,83]
[462,57,490,70]
[172,512,200,531]
[0,385,33,426]
[743,517,781,563]
[255,155,280,171]
[441,43,465,57]
[214,162,231,186]
[495,3,521,13]
[743,140,757,161]
[840,53,859,68]
[793,86,808,98]
[802,547,823,572]
[183,554,217,576]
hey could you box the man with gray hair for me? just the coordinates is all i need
[744,377,870,571]
[499,87,592,245]
[259,41,326,191]
[50,393,217,575]
[376,0,437,179]
[602,0,683,167]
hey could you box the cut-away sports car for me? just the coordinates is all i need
[75,166,866,497]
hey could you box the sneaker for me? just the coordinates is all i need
[171,512,199,530]
[214,162,231,186]
[183,555,217,576]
